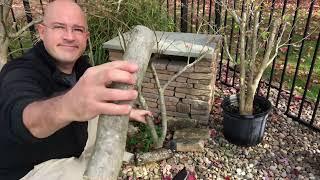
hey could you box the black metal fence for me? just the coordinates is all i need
[8,0,320,131]
[166,0,320,131]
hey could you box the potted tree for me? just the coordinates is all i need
[220,0,287,146]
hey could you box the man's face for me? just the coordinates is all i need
[38,2,89,66]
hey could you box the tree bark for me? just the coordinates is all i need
[239,0,248,115]
[84,25,155,180]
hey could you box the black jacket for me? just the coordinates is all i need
[0,42,91,180]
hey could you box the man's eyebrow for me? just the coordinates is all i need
[50,22,86,29]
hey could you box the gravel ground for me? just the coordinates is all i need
[119,82,320,179]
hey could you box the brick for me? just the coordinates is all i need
[187,83,194,88]
[109,50,123,61]
[156,70,175,75]
[190,109,209,115]
[191,115,209,123]
[175,88,210,96]
[164,96,179,103]
[199,80,212,85]
[188,73,212,80]
[180,72,189,78]
[166,111,189,118]
[159,100,178,106]
[142,83,155,88]
[144,97,157,102]
[168,81,188,88]
[167,60,194,72]
[175,92,186,98]
[145,72,153,78]
[196,59,212,66]
[164,90,174,96]
[157,73,172,81]
[167,117,198,131]
[149,107,160,115]
[152,58,169,70]
[194,83,211,90]
[165,86,175,90]
[142,88,158,94]
[143,77,150,83]
[194,65,212,73]
[186,95,210,101]
[146,101,158,108]
[176,77,187,83]
[142,92,159,99]
[187,79,212,84]
[177,103,190,113]
[166,105,177,112]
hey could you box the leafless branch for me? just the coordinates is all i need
[8,18,42,38]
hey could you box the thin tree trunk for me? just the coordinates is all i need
[150,62,166,149]
[244,6,260,115]
[84,25,155,180]
[239,0,248,115]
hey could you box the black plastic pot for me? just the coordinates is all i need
[221,95,272,146]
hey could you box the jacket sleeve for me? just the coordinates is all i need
[0,66,48,144]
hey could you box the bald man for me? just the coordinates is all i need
[0,1,150,179]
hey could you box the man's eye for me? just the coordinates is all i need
[73,28,84,33]
[53,26,65,30]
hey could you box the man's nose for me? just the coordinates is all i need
[62,28,75,41]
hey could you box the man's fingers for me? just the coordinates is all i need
[98,88,138,101]
[102,69,137,86]
[97,103,132,116]
[98,60,139,73]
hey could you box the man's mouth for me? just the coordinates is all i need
[58,44,79,49]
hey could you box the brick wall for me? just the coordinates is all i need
[109,50,217,124]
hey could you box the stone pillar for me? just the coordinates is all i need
[107,50,218,124]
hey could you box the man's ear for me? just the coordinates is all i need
[37,24,45,40]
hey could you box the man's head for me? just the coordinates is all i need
[37,0,89,73]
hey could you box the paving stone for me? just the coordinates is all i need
[175,139,205,152]
[167,117,198,131]
[173,128,210,140]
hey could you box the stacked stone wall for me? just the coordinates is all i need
[109,50,217,124]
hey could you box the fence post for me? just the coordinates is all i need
[181,0,188,32]
[22,0,36,41]
[214,0,221,32]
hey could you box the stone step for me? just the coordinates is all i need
[173,128,210,140]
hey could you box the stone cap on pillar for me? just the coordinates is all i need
[103,31,221,59]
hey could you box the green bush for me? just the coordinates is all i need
[84,0,175,65]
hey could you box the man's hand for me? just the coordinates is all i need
[23,61,139,138]
[63,61,139,122]
[129,109,152,124]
